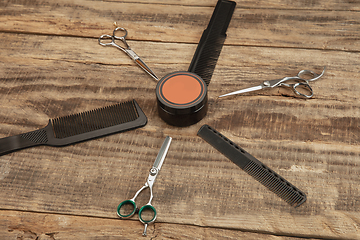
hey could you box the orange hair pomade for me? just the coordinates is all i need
[156,71,208,127]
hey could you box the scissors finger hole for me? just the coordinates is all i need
[117,200,137,218]
[139,205,157,224]
[293,82,313,98]
[113,27,128,39]
[298,70,322,81]
[98,34,114,46]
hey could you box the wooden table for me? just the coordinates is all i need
[0,0,359,239]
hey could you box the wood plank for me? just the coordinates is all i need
[0,1,359,51]
[106,0,360,11]
[0,32,359,239]
[0,210,316,240]
[0,0,359,239]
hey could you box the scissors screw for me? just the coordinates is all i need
[264,81,270,87]
[150,168,158,176]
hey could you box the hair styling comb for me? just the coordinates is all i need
[197,125,307,207]
[0,99,147,156]
[188,0,236,86]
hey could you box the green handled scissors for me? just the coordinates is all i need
[99,27,159,81]
[219,67,326,98]
[117,136,172,236]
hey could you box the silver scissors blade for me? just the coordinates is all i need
[135,58,159,81]
[153,136,172,172]
[218,85,263,98]
[121,48,159,81]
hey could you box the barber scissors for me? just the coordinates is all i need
[219,67,326,98]
[99,27,159,81]
[117,136,172,236]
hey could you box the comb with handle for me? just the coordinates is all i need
[188,0,236,86]
[155,0,236,127]
[197,124,307,207]
[0,99,147,156]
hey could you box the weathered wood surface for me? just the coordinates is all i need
[1,0,360,51]
[0,211,315,240]
[0,0,359,239]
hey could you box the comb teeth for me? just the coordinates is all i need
[190,36,226,85]
[51,100,139,139]
[243,161,306,207]
[197,124,307,207]
[188,0,236,85]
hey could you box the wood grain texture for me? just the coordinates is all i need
[0,0,359,239]
[0,0,360,51]
[0,210,317,240]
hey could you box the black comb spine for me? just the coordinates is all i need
[188,0,236,85]
[0,100,147,156]
[197,125,307,207]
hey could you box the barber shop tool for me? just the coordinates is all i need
[117,136,172,236]
[0,100,147,156]
[156,0,236,127]
[219,67,326,98]
[197,125,307,207]
[99,27,159,81]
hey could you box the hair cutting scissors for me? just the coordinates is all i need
[99,27,159,81]
[219,67,326,98]
[117,136,172,236]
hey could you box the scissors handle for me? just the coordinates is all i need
[117,184,147,218]
[117,196,157,236]
[139,204,157,224]
[280,81,313,98]
[139,204,157,236]
[98,27,129,51]
[98,34,128,52]
[297,67,326,82]
[98,34,114,47]
[293,82,313,98]
[117,199,137,218]
[117,200,157,223]
[113,27,128,40]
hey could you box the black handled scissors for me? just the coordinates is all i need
[219,67,326,98]
[117,136,172,236]
[99,27,159,81]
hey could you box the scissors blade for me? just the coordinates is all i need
[135,58,159,81]
[124,48,159,81]
[153,136,172,172]
[218,85,263,98]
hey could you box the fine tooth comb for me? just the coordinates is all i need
[197,125,307,207]
[188,0,236,86]
[0,99,147,156]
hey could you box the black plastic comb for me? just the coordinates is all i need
[0,99,147,156]
[188,0,236,86]
[197,125,307,207]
